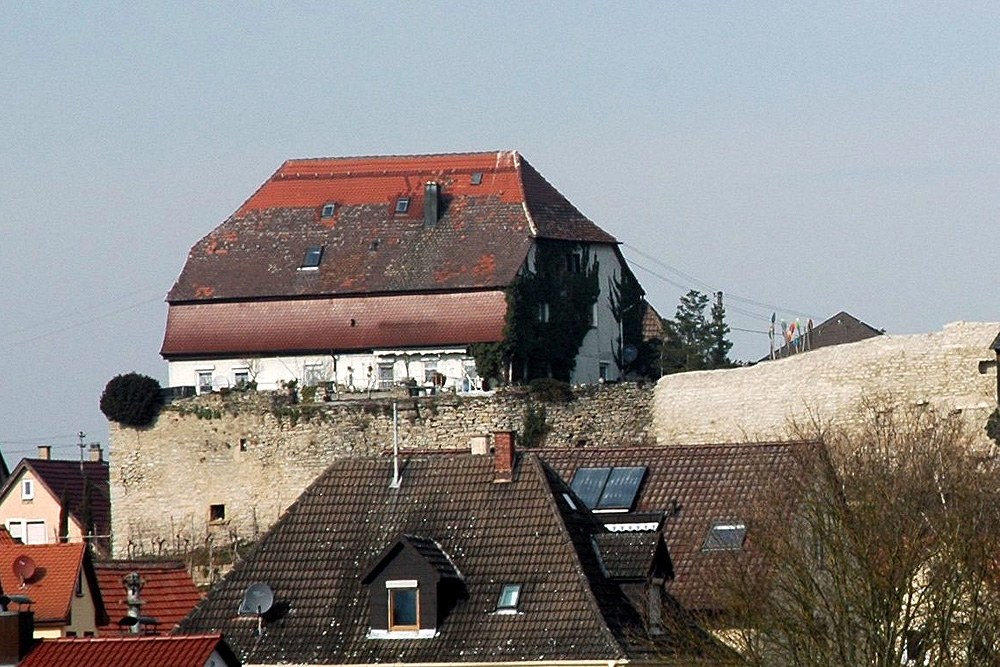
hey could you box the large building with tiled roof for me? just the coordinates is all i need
[162,151,644,393]
[0,446,111,556]
[18,633,240,667]
[0,541,107,637]
[178,437,730,666]
[94,560,203,635]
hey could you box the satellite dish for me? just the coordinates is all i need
[623,344,639,364]
[13,555,36,584]
[239,582,274,615]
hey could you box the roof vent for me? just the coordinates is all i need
[424,182,441,228]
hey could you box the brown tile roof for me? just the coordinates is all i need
[19,634,239,667]
[593,531,665,581]
[161,290,506,358]
[94,561,204,635]
[0,542,105,626]
[178,452,717,664]
[2,459,111,554]
[762,311,882,362]
[167,152,616,305]
[540,443,812,613]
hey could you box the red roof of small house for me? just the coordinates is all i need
[1,459,111,555]
[161,290,506,358]
[94,561,204,634]
[0,542,105,626]
[19,633,240,667]
[0,526,15,544]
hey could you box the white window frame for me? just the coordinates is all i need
[21,479,34,501]
[197,370,213,394]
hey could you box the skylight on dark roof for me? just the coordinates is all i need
[395,197,410,213]
[496,583,521,613]
[321,202,336,218]
[300,245,324,269]
[702,522,746,551]
[570,466,647,512]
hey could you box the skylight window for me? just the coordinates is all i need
[300,245,324,269]
[569,466,647,512]
[470,172,483,185]
[496,584,522,613]
[321,202,336,218]
[702,522,747,551]
[395,197,410,213]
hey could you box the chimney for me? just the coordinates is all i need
[0,611,34,662]
[646,578,664,636]
[123,571,145,634]
[89,444,103,462]
[493,431,514,483]
[36,446,50,460]
[423,182,440,228]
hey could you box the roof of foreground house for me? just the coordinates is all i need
[178,451,723,665]
[0,458,111,552]
[541,442,813,613]
[94,561,204,634]
[19,633,240,667]
[0,542,106,626]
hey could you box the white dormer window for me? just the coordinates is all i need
[21,479,34,501]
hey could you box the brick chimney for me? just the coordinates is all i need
[0,610,34,662]
[89,444,103,462]
[36,446,50,460]
[493,431,514,483]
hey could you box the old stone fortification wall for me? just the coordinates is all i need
[654,321,1000,448]
[109,383,652,558]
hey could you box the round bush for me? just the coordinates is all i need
[100,373,164,427]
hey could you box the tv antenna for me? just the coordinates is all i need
[239,582,274,636]
[13,555,36,588]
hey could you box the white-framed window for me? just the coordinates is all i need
[423,361,438,384]
[537,302,550,323]
[378,363,394,391]
[197,371,213,394]
[8,519,46,545]
[234,369,249,387]
[599,362,610,381]
[304,364,325,386]
[21,479,34,501]
[496,583,522,613]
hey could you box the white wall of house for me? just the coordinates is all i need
[167,348,483,394]
[571,243,623,385]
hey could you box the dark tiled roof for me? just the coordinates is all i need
[541,443,811,613]
[3,459,111,554]
[167,152,616,304]
[761,311,882,362]
[178,453,714,664]
[991,331,1000,351]
[161,291,506,358]
[19,634,239,667]
[594,531,663,581]
[95,561,204,634]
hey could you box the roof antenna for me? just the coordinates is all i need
[390,401,401,489]
[77,431,86,471]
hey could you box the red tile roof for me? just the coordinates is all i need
[0,526,15,544]
[94,561,203,634]
[167,152,616,305]
[0,542,94,625]
[161,290,506,358]
[19,633,239,667]
[4,459,112,554]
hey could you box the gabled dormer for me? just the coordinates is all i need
[360,534,464,639]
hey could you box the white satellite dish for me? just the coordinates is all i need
[239,582,274,616]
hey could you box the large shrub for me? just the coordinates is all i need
[100,372,163,427]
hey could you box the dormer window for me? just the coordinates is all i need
[387,580,420,630]
[300,245,324,270]
[496,584,521,614]
[321,202,336,218]
[395,197,410,214]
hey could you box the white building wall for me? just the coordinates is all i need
[571,244,623,385]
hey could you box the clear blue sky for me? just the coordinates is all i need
[1,3,997,458]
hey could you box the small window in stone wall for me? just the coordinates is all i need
[209,504,226,523]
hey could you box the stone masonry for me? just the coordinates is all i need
[654,321,1000,448]
[109,382,653,558]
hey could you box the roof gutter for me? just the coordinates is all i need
[249,661,629,667]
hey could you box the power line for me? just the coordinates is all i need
[621,241,819,320]
[0,285,162,340]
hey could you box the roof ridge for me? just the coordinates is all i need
[527,455,626,658]
[512,151,539,236]
[542,440,816,453]
[283,150,516,162]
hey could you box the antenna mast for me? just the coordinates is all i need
[390,401,401,489]
[77,431,86,471]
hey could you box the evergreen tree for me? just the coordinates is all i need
[708,291,733,368]
[660,290,734,374]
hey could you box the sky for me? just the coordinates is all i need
[1,3,997,459]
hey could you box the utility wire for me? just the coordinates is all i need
[0,285,162,340]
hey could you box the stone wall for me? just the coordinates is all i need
[654,321,1000,448]
[109,382,653,558]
